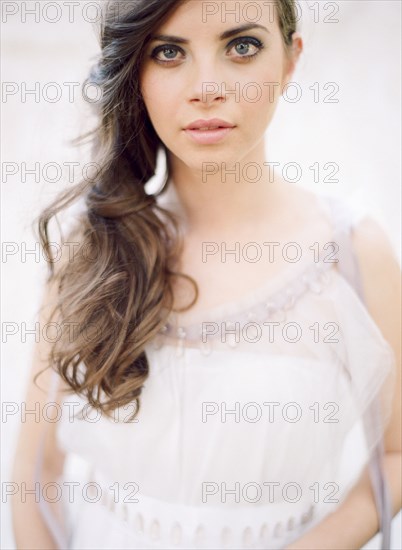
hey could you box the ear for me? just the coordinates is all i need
[282,32,303,91]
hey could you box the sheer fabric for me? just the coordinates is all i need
[33,191,396,549]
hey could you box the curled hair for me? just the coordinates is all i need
[35,0,299,421]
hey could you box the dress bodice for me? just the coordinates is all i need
[36,193,396,550]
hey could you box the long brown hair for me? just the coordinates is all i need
[34,0,299,421]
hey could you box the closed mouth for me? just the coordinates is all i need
[184,119,235,131]
[191,127,228,130]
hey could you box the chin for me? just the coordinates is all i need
[180,147,230,160]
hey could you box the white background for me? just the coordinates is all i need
[1,1,401,548]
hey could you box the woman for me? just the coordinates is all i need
[11,1,401,549]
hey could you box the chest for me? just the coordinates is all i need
[170,221,333,324]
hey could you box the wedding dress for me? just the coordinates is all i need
[34,189,396,549]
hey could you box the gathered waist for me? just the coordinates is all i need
[60,464,334,549]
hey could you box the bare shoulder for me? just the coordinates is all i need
[351,214,401,452]
[351,215,400,300]
[352,214,398,251]
[350,213,401,345]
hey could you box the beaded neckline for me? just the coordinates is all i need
[157,254,335,345]
[154,194,346,348]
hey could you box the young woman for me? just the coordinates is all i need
[11,1,401,549]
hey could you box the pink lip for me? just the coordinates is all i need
[183,118,236,145]
[184,118,234,130]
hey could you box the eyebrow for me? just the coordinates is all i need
[149,23,269,44]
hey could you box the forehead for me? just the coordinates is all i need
[155,0,278,35]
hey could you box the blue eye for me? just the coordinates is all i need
[150,36,264,66]
[227,37,264,60]
[151,44,184,64]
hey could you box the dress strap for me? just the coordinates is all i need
[325,195,392,549]
[321,196,365,299]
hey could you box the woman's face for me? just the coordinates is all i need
[139,0,301,172]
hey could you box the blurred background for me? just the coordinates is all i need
[1,0,401,548]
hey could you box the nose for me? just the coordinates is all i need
[186,60,226,105]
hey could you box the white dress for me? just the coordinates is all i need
[35,191,396,550]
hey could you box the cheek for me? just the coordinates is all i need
[234,55,284,112]
[141,73,173,129]
[237,70,282,126]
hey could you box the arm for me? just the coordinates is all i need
[285,216,402,550]
[11,272,71,549]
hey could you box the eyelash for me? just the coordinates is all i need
[150,36,265,65]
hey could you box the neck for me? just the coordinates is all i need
[162,141,284,237]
